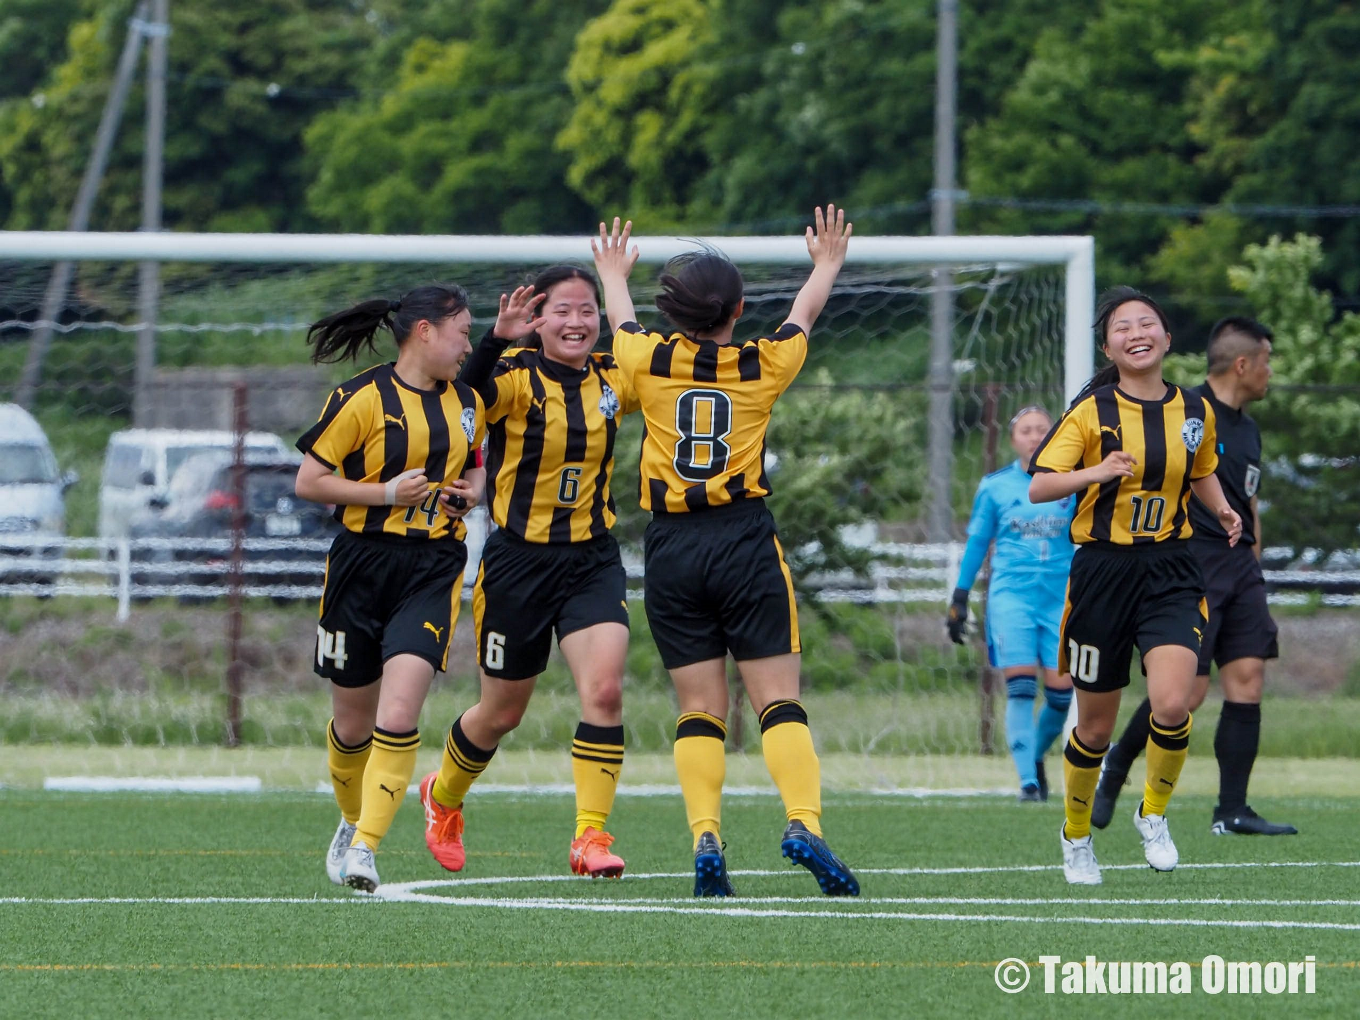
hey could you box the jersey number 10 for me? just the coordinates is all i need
[673,389,733,482]
[1128,494,1167,534]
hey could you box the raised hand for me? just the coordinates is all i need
[493,286,547,342]
[805,204,852,268]
[591,217,640,281]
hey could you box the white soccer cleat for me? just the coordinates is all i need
[325,817,357,886]
[1133,801,1179,872]
[1060,821,1102,885]
[340,840,380,893]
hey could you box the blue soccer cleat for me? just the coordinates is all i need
[780,820,860,896]
[693,831,734,897]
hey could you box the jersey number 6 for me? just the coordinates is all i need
[673,389,733,482]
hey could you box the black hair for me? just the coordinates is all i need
[520,265,601,350]
[655,249,744,334]
[306,283,470,364]
[1206,316,1272,375]
[1070,285,1172,405]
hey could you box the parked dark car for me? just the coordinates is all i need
[129,451,338,599]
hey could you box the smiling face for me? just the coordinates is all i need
[1103,299,1170,377]
[537,277,600,368]
[416,307,473,381]
[1009,409,1053,466]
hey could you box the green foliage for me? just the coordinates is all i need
[1227,234,1360,553]
[557,0,717,226]
[0,0,376,233]
[306,0,605,234]
[766,370,924,586]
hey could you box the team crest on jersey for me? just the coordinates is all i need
[1181,417,1205,453]
[460,406,477,443]
[1245,464,1261,497]
[598,384,620,420]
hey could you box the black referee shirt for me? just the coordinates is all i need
[1189,380,1260,546]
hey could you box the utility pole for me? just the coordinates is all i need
[926,0,959,543]
[16,2,151,409]
[134,0,169,426]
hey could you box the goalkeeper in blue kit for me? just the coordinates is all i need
[947,407,1077,801]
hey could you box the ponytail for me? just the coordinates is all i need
[307,284,470,364]
[655,249,744,334]
[1068,364,1121,408]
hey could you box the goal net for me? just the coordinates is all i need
[0,231,1093,793]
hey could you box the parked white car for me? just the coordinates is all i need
[98,428,290,544]
[0,403,77,588]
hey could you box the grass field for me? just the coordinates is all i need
[4,759,1358,1019]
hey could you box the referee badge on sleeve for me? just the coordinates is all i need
[1181,418,1204,453]
[460,406,477,443]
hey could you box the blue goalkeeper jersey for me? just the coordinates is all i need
[956,460,1076,597]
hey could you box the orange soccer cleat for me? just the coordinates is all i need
[419,772,466,873]
[569,827,626,878]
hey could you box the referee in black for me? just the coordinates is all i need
[1092,316,1296,836]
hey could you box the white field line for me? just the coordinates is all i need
[42,777,262,793]
[39,777,1012,798]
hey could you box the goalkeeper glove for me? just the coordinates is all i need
[945,587,970,645]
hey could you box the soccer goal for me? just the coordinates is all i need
[0,230,1092,792]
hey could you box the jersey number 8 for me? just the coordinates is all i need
[673,389,733,482]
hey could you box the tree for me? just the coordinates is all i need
[0,0,376,233]
[306,0,606,235]
[1225,235,1360,554]
[556,0,717,228]
[963,0,1236,286]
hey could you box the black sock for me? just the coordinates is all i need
[1214,700,1261,814]
[1105,697,1153,775]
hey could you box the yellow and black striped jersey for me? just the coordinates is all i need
[611,320,807,513]
[1030,382,1219,545]
[481,348,640,543]
[296,363,485,542]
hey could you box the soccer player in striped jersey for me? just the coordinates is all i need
[592,209,860,897]
[294,285,486,893]
[947,406,1076,802]
[1028,286,1242,885]
[417,267,641,879]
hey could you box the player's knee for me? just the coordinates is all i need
[331,716,373,748]
[1187,682,1210,713]
[1077,720,1115,749]
[485,704,528,738]
[580,678,623,720]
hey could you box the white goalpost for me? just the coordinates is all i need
[0,229,1093,788]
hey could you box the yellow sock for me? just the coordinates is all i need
[432,713,496,809]
[759,700,822,836]
[572,721,625,838]
[1143,714,1192,816]
[674,712,726,849]
[326,718,371,825]
[1062,731,1107,840]
[353,727,420,850]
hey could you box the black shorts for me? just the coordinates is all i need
[643,499,800,670]
[1192,539,1279,675]
[472,530,629,680]
[1059,541,1208,693]
[315,530,468,687]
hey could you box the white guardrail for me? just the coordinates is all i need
[1,536,1357,623]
